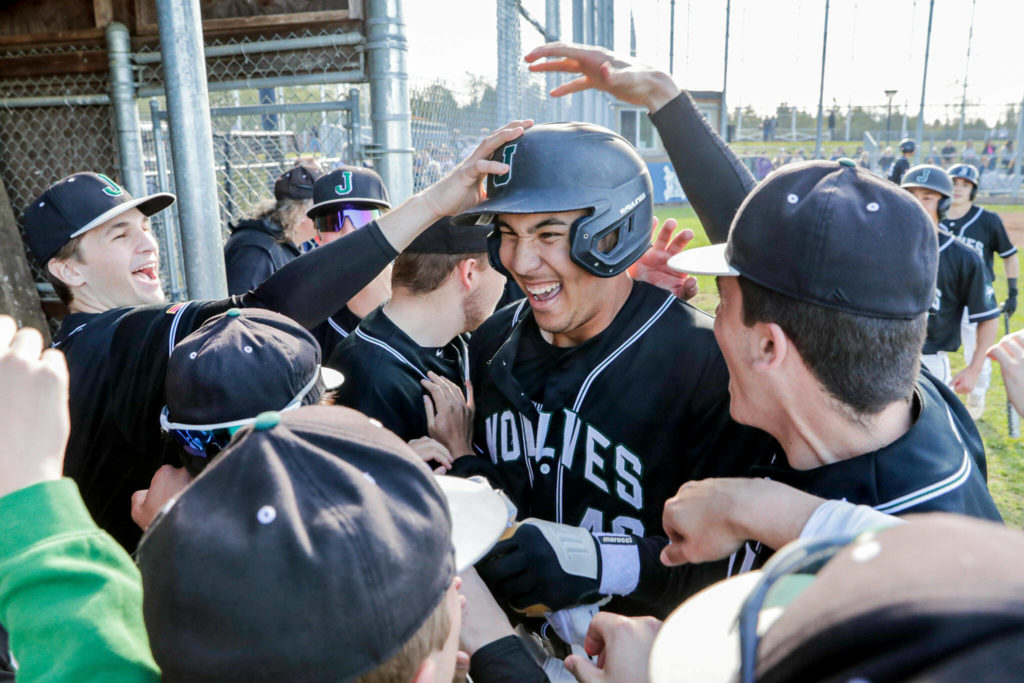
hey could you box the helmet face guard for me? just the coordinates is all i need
[467,123,654,279]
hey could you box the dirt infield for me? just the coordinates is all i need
[999,211,1024,245]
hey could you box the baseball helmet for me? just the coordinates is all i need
[901,164,953,218]
[899,138,917,154]
[454,122,653,278]
[948,163,980,200]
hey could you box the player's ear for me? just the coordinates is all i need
[752,321,789,371]
[48,257,86,288]
[409,655,436,683]
[456,258,477,290]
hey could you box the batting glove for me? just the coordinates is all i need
[1004,279,1018,317]
[476,518,639,614]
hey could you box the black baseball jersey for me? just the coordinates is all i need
[451,282,775,617]
[311,305,363,361]
[327,306,468,442]
[52,223,398,549]
[940,205,1017,283]
[723,371,1002,581]
[223,218,300,295]
[890,157,911,185]
[923,232,1001,354]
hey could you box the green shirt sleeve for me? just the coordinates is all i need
[0,479,160,682]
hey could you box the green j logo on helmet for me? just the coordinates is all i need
[492,145,517,187]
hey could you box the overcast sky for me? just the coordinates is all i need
[405,0,1024,125]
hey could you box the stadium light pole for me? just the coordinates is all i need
[885,89,898,148]
[958,0,977,141]
[914,0,936,165]
[813,0,830,159]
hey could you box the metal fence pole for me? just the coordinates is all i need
[105,23,146,197]
[156,0,227,300]
[546,0,562,123]
[1013,93,1023,200]
[148,99,187,302]
[497,0,520,128]
[366,0,413,204]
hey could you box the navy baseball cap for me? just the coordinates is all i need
[273,162,322,201]
[138,405,508,681]
[163,307,341,429]
[406,216,490,254]
[669,160,938,319]
[22,172,175,263]
[307,165,391,217]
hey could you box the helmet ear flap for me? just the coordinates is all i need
[486,229,511,279]
[970,183,978,201]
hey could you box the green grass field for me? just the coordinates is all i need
[654,204,1024,526]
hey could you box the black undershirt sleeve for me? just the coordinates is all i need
[470,635,548,683]
[242,222,398,329]
[649,92,756,245]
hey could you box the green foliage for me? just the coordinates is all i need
[654,204,1024,526]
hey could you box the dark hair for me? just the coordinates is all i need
[737,276,925,419]
[45,234,86,305]
[391,252,486,294]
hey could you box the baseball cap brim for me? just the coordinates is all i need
[68,192,176,239]
[320,366,344,390]
[649,571,814,683]
[667,243,740,277]
[307,196,390,218]
[434,475,510,571]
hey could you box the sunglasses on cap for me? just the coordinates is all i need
[314,206,381,233]
[159,367,323,460]
[737,533,860,683]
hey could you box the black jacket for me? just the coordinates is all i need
[223,218,300,295]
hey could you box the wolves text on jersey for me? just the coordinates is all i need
[483,408,646,534]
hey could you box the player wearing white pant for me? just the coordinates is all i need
[940,163,1019,419]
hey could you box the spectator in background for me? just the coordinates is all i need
[963,140,980,166]
[925,146,942,165]
[983,139,997,172]
[878,146,895,174]
[941,139,957,166]
[223,163,322,295]
[858,150,872,170]
[1002,141,1016,172]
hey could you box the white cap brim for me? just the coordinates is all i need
[320,367,344,390]
[68,192,176,239]
[650,572,761,683]
[650,570,813,683]
[667,243,740,277]
[435,476,510,571]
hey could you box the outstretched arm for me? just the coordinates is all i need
[247,121,533,328]
[527,42,754,244]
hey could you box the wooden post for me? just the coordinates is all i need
[0,174,51,342]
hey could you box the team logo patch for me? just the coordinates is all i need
[916,169,931,183]
[492,144,517,187]
[166,303,188,315]
[96,173,123,197]
[334,171,353,196]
